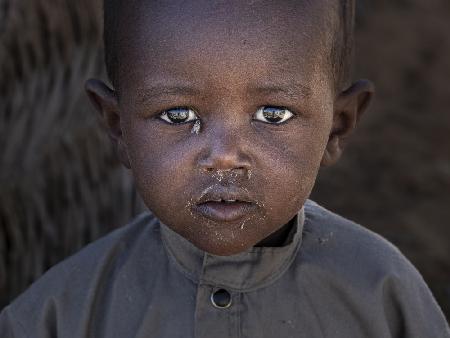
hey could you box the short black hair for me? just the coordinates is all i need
[103,0,355,91]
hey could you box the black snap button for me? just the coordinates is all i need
[211,289,232,309]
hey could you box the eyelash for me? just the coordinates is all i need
[157,106,295,125]
[159,107,199,124]
[253,106,295,124]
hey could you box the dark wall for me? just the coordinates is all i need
[312,0,450,319]
[0,0,143,308]
[1,0,449,321]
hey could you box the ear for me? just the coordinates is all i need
[321,79,375,166]
[85,79,131,169]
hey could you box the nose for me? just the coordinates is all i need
[197,125,252,173]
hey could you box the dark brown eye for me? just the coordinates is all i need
[254,106,293,124]
[159,107,198,124]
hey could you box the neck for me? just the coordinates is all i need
[255,217,296,247]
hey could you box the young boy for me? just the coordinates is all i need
[1,0,449,337]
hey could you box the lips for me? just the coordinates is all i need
[193,186,259,222]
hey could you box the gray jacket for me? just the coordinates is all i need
[1,200,449,337]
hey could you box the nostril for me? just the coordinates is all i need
[197,148,252,173]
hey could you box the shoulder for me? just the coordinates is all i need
[300,199,429,297]
[302,199,412,276]
[29,211,160,287]
[300,200,450,336]
[2,212,162,333]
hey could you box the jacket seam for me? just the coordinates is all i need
[198,220,308,292]
[5,306,30,338]
[160,225,200,284]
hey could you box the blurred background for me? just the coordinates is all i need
[0,0,449,321]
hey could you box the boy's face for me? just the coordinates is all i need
[87,0,373,255]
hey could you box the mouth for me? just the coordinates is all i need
[193,186,259,222]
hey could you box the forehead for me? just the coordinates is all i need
[115,0,337,92]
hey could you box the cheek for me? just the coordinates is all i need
[256,120,331,214]
[122,120,196,212]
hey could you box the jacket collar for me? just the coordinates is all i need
[160,208,304,292]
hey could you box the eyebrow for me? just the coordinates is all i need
[135,82,313,105]
[136,85,201,105]
[248,82,313,100]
